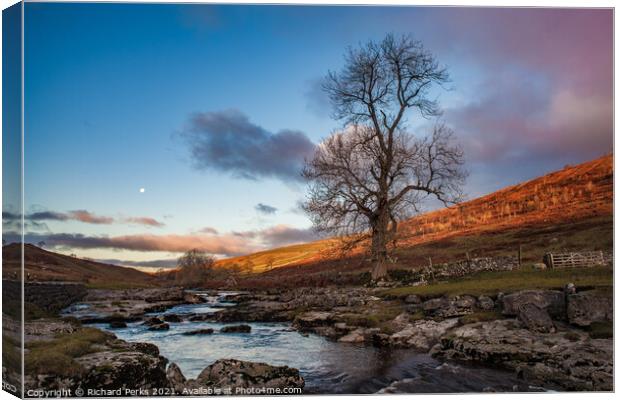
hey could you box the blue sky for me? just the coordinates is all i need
[8,4,612,267]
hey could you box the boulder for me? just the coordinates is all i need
[389,318,459,351]
[338,328,366,343]
[517,303,555,333]
[148,323,170,331]
[477,295,495,311]
[194,359,304,390]
[109,321,127,329]
[143,317,164,326]
[166,363,186,392]
[293,311,334,329]
[184,292,207,304]
[389,313,411,331]
[221,324,251,333]
[422,296,476,318]
[129,342,160,357]
[77,350,170,390]
[183,328,214,336]
[501,290,565,319]
[567,290,613,327]
[163,314,182,323]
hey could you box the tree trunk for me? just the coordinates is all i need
[370,212,389,281]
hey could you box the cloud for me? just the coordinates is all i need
[198,227,219,234]
[257,225,319,247]
[124,217,165,227]
[398,8,613,195]
[16,232,257,257]
[3,209,164,228]
[28,211,71,221]
[255,203,277,215]
[180,109,316,182]
[11,223,320,257]
[67,210,114,224]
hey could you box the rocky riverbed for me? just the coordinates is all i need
[25,282,613,395]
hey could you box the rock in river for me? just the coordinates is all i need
[390,318,460,351]
[148,323,170,331]
[293,311,334,329]
[221,324,251,333]
[183,328,214,336]
[163,314,182,323]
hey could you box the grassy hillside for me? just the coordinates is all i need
[2,243,157,287]
[225,155,613,274]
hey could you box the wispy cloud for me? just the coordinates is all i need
[3,209,165,227]
[180,109,315,183]
[255,203,277,215]
[123,216,165,227]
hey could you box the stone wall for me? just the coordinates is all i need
[3,280,87,314]
[422,256,519,281]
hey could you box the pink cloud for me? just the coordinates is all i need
[67,210,114,224]
[124,216,165,227]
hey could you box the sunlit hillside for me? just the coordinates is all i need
[218,154,613,274]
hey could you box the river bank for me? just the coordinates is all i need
[20,270,613,394]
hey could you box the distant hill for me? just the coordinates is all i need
[2,243,157,287]
[220,154,613,277]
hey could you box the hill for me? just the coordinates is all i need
[224,154,613,285]
[2,243,157,288]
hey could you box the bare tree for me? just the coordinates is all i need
[175,249,215,286]
[303,34,466,281]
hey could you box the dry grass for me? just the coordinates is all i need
[25,327,111,376]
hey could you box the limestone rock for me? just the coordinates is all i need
[183,328,214,336]
[477,295,495,311]
[432,319,612,391]
[194,359,304,390]
[293,311,334,329]
[221,324,251,333]
[567,290,613,327]
[389,318,459,351]
[338,328,366,343]
[501,290,565,319]
[517,303,555,333]
[166,363,186,392]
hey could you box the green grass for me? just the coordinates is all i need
[382,265,612,298]
[25,327,111,376]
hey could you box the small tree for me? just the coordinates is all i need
[303,34,466,281]
[175,249,215,286]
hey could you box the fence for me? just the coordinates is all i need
[543,251,612,269]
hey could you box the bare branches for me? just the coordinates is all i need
[303,33,464,281]
[323,34,449,134]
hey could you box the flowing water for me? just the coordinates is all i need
[73,292,533,394]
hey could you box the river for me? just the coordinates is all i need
[76,291,534,394]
